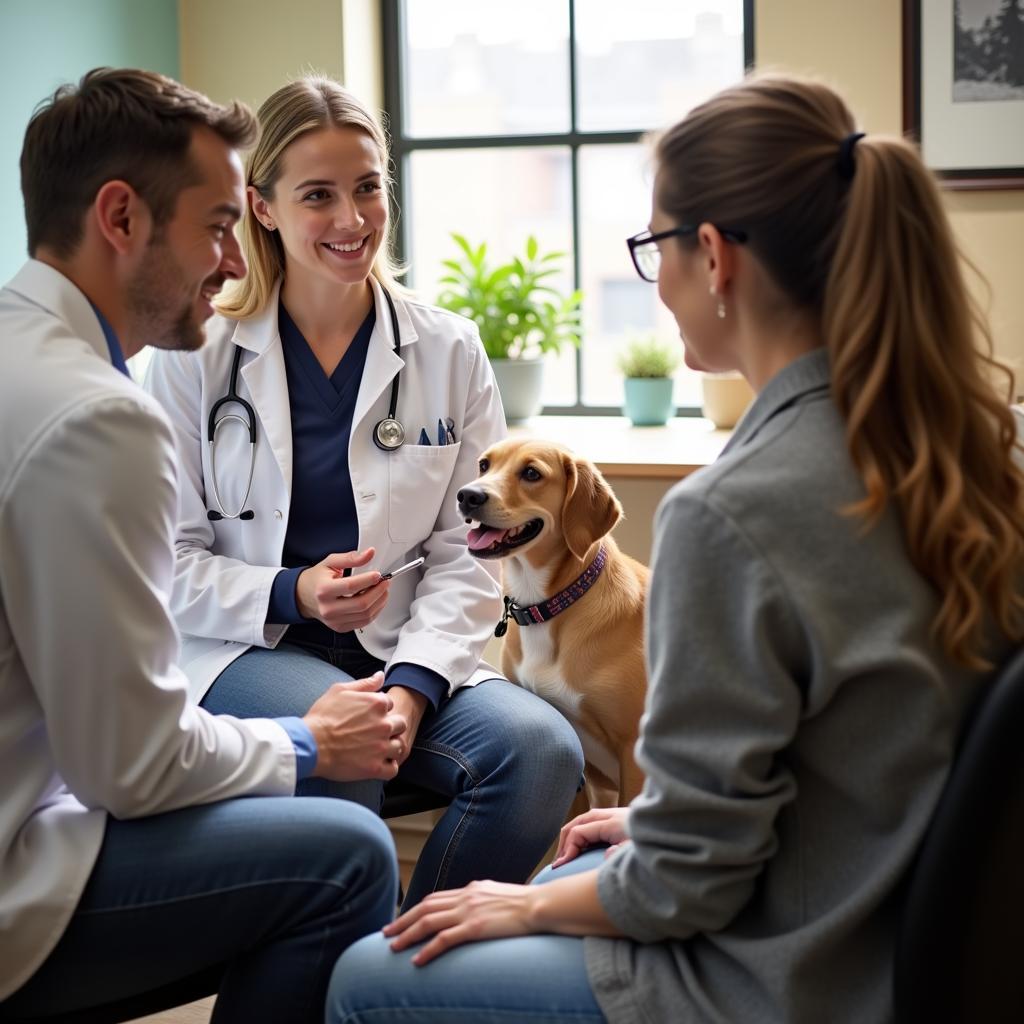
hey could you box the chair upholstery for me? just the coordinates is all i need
[894,646,1024,1023]
[381,777,450,819]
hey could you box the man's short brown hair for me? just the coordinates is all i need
[21,67,258,259]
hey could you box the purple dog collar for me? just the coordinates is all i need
[494,545,608,638]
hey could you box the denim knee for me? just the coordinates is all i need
[328,932,392,1022]
[294,799,398,896]
[508,695,585,784]
[335,803,397,878]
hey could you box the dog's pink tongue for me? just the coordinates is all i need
[467,525,506,551]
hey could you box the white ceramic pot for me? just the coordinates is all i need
[489,358,544,424]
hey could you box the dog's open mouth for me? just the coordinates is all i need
[465,519,543,558]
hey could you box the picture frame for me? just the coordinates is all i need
[902,0,1024,190]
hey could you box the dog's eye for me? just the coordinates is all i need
[478,458,489,473]
[521,466,542,482]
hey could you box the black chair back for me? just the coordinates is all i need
[894,646,1024,1023]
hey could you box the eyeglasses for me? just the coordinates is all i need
[626,224,749,283]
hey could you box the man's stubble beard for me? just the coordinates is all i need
[125,232,208,353]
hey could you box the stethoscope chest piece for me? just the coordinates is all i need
[373,417,406,452]
[207,286,408,522]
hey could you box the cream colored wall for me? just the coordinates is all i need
[177,0,381,116]
[604,477,667,564]
[757,0,1024,376]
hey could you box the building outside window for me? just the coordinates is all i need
[383,0,753,414]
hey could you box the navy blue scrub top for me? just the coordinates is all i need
[266,303,447,709]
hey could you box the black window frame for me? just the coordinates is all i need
[382,0,755,416]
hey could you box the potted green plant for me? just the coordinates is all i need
[616,335,680,426]
[437,233,582,423]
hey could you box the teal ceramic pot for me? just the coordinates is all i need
[622,377,675,426]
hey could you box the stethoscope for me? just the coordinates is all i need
[206,288,406,522]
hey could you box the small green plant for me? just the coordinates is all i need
[436,234,583,361]
[616,335,680,379]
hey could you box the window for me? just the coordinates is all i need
[383,0,753,414]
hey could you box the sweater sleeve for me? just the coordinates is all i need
[596,487,808,942]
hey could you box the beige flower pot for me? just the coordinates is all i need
[700,372,754,429]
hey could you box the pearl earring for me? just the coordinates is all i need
[710,286,726,320]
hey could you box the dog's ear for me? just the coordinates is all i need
[561,453,623,560]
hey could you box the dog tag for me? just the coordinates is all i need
[494,597,512,638]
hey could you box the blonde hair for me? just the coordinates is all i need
[217,76,407,319]
[655,74,1024,669]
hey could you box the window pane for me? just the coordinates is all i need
[401,0,570,138]
[578,145,700,409]
[404,147,577,407]
[575,1,746,133]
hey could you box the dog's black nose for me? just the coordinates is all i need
[457,486,488,516]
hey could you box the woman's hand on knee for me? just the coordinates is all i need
[552,807,630,867]
[383,881,538,965]
[303,673,408,781]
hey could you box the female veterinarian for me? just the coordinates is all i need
[326,74,1024,1023]
[144,76,583,910]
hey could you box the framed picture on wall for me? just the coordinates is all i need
[902,0,1024,189]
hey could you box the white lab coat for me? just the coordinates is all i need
[143,278,506,704]
[0,261,297,1001]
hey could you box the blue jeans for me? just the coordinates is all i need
[201,640,585,909]
[327,848,608,1023]
[2,797,397,1023]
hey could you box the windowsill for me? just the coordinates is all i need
[507,415,732,479]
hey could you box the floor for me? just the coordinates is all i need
[127,998,214,1023]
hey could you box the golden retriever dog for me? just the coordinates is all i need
[456,438,649,806]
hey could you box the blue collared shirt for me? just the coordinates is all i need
[89,302,130,378]
[88,303,318,781]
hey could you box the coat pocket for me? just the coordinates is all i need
[386,441,462,543]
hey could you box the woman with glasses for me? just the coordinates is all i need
[326,73,1024,1024]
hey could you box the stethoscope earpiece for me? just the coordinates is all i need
[206,288,405,523]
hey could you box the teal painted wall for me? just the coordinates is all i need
[0,0,179,282]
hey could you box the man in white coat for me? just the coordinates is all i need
[0,69,405,1023]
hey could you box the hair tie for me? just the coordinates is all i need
[837,132,866,181]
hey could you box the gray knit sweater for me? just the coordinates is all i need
[585,349,997,1023]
